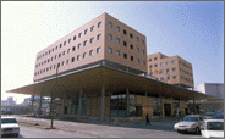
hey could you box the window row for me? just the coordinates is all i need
[158,76,177,80]
[180,76,193,83]
[180,68,193,77]
[35,40,103,68]
[108,48,145,66]
[34,48,101,76]
[149,61,176,68]
[149,68,176,74]
[179,61,192,69]
[108,22,144,45]
[37,22,102,61]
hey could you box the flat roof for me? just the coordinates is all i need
[6,66,215,100]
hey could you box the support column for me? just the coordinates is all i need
[78,89,83,119]
[62,92,66,117]
[31,95,34,116]
[127,89,130,117]
[50,92,54,128]
[101,85,105,122]
[39,94,43,116]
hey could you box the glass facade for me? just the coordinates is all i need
[110,94,126,117]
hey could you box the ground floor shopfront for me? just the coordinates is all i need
[6,61,215,120]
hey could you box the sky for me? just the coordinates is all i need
[1,1,224,104]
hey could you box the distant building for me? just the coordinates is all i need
[197,83,224,99]
[147,52,194,89]
[2,96,17,106]
[22,98,32,106]
[1,100,7,106]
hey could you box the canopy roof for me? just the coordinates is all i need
[6,66,215,100]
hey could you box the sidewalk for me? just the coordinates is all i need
[14,115,179,131]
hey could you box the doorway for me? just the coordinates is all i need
[164,104,171,116]
[136,106,142,117]
[64,106,67,114]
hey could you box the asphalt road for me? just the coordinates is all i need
[16,125,202,138]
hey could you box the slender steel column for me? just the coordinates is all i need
[101,85,105,121]
[78,89,83,119]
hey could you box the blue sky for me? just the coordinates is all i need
[1,1,224,104]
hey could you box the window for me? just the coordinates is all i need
[123,41,127,46]
[97,34,101,40]
[141,40,144,44]
[90,38,94,44]
[83,52,87,59]
[90,26,94,32]
[64,41,66,45]
[149,59,152,62]
[123,54,127,59]
[72,57,75,62]
[142,61,145,66]
[130,44,133,50]
[160,77,164,80]
[167,77,170,80]
[51,57,54,61]
[83,40,87,46]
[55,55,57,60]
[108,48,112,54]
[98,22,101,28]
[57,62,60,67]
[166,69,170,72]
[137,59,139,63]
[89,50,93,56]
[123,29,127,35]
[78,44,81,49]
[136,48,139,52]
[172,68,176,71]
[116,26,120,32]
[116,50,120,56]
[165,62,169,65]
[160,62,163,67]
[154,64,158,67]
[97,48,100,54]
[78,33,82,38]
[73,35,76,40]
[68,38,71,43]
[43,68,45,73]
[60,44,62,48]
[34,72,37,76]
[149,65,152,68]
[38,63,40,66]
[172,76,176,79]
[52,48,54,52]
[136,37,139,41]
[84,29,88,34]
[55,46,57,50]
[109,22,112,28]
[72,46,76,51]
[130,33,133,38]
[154,57,157,61]
[142,50,144,55]
[59,53,61,57]
[62,51,66,56]
[116,38,120,44]
[67,49,70,54]
[77,55,81,61]
[171,60,175,64]
[131,56,133,61]
[49,50,51,54]
[62,61,65,66]
[160,69,164,73]
[108,34,112,40]
[66,59,70,65]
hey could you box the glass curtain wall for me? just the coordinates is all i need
[110,94,126,117]
[153,98,161,116]
[71,96,79,115]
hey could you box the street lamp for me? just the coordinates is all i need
[50,64,59,129]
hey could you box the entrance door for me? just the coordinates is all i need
[64,106,67,114]
[164,104,171,116]
[136,106,142,117]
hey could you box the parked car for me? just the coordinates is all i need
[212,112,224,119]
[174,115,203,134]
[203,112,214,119]
[1,116,20,138]
[201,119,224,138]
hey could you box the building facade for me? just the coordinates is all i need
[197,83,224,99]
[33,13,147,82]
[147,52,194,89]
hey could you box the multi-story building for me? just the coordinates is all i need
[33,12,147,82]
[197,83,224,99]
[147,52,194,89]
